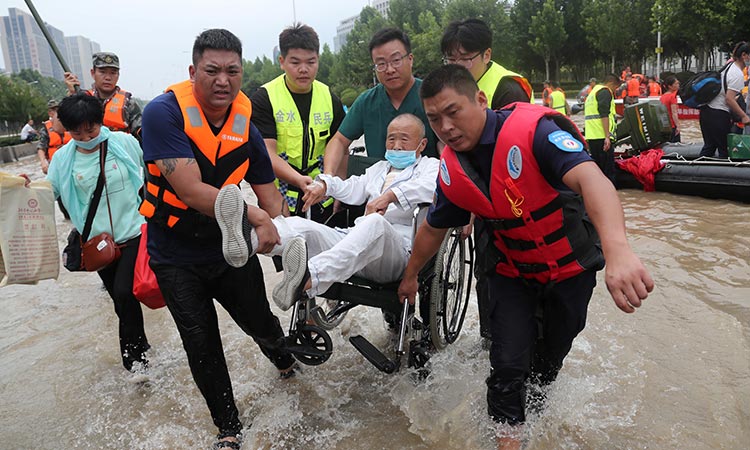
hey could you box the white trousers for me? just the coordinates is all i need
[269,215,410,297]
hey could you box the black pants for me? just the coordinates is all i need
[588,139,615,186]
[97,235,149,371]
[485,271,596,424]
[473,220,493,339]
[150,255,294,436]
[699,107,731,157]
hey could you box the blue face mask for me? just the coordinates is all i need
[74,129,108,150]
[385,149,417,169]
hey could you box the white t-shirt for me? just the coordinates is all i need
[20,123,35,140]
[707,63,745,112]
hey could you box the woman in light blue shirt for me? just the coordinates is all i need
[47,93,150,373]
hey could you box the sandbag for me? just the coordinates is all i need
[0,172,60,286]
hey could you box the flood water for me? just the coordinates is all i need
[1,122,748,449]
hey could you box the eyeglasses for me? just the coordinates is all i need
[442,52,484,68]
[373,53,408,72]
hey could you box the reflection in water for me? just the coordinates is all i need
[1,147,748,449]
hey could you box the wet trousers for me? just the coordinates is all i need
[486,270,596,424]
[699,107,731,157]
[150,255,293,436]
[588,139,615,185]
[96,235,149,371]
[269,215,410,297]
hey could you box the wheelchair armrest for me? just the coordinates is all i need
[412,202,432,241]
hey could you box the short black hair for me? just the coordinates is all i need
[440,18,492,55]
[192,29,242,65]
[57,92,104,130]
[420,64,478,101]
[664,75,678,88]
[279,23,319,56]
[732,41,750,59]
[550,80,560,88]
[369,28,411,55]
[603,73,620,85]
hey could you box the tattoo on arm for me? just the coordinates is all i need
[160,158,177,175]
[159,157,195,175]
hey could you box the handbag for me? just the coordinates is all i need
[61,141,121,272]
[132,223,166,309]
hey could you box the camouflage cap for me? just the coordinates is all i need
[47,99,60,109]
[92,52,119,69]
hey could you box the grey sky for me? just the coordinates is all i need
[3,0,370,99]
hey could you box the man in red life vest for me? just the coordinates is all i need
[398,65,654,450]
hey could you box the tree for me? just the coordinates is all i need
[583,0,626,73]
[330,7,389,94]
[529,0,567,81]
[242,56,282,96]
[0,75,47,126]
[388,0,443,33]
[442,0,514,68]
[510,0,546,78]
[405,11,444,78]
[317,44,335,86]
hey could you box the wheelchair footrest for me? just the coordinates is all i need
[349,335,398,374]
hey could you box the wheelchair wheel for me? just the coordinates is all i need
[306,297,349,331]
[429,228,473,350]
[292,324,333,366]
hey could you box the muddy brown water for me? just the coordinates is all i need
[1,121,748,449]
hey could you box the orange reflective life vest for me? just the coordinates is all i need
[44,120,71,160]
[88,88,130,132]
[139,80,253,239]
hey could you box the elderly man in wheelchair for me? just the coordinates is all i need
[250,113,473,373]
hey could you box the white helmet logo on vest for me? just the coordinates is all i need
[507,146,523,179]
[440,159,451,186]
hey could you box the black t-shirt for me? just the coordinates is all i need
[491,76,531,110]
[250,83,346,142]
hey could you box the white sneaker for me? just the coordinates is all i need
[272,237,309,311]
[215,184,251,268]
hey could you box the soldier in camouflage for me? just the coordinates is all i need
[63,52,143,142]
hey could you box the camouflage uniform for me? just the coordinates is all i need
[90,52,143,141]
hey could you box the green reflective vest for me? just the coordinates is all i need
[584,84,616,140]
[477,61,534,107]
[263,74,334,211]
[549,90,567,115]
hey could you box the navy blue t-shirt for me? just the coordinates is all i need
[141,91,275,264]
[427,109,592,229]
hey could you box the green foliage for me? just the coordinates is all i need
[529,0,567,80]
[330,7,389,94]
[339,87,364,106]
[388,0,444,32]
[242,56,282,96]
[0,72,56,125]
[405,11,444,78]
[318,44,335,86]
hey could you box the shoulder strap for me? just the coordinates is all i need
[80,142,108,241]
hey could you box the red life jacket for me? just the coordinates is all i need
[43,120,71,160]
[139,80,253,240]
[88,88,130,132]
[438,103,604,284]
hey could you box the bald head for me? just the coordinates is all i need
[386,113,428,155]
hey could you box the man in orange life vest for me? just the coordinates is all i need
[36,98,72,219]
[398,65,654,450]
[64,52,142,142]
[36,99,71,174]
[139,29,295,449]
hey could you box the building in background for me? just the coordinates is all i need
[0,7,99,85]
[333,0,390,53]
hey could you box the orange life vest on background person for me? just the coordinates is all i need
[87,88,130,132]
[139,80,253,240]
[43,120,71,160]
[648,81,662,96]
[438,103,604,284]
[627,78,641,97]
[542,87,552,107]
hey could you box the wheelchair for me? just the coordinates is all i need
[281,152,475,374]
